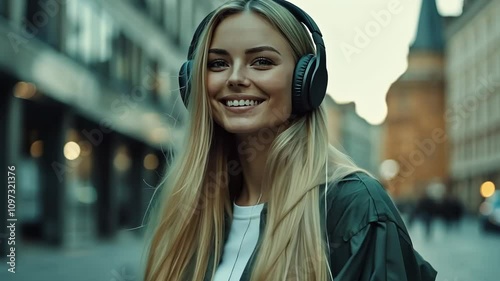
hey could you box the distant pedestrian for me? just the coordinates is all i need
[414,194,438,239]
[441,195,464,231]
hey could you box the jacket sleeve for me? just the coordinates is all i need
[326,173,437,281]
[332,220,437,281]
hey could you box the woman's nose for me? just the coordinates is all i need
[227,64,250,88]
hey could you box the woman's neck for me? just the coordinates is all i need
[234,133,272,206]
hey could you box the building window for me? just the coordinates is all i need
[130,43,143,87]
[497,132,500,153]
[496,49,500,77]
[148,0,163,24]
[133,0,147,10]
[482,135,487,160]
[489,132,495,156]
[466,143,472,161]
[146,61,162,103]
[453,143,460,162]
[111,33,130,84]
[497,93,500,123]
[471,138,476,161]
[25,0,62,49]
[461,143,466,161]
[65,0,114,67]
[164,0,179,44]
[0,1,7,17]
[479,100,485,135]
[491,92,498,125]
[465,68,473,100]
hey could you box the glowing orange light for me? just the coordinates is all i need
[144,154,159,170]
[480,181,496,198]
[14,82,37,99]
[30,140,44,158]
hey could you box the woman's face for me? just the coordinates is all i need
[206,11,295,135]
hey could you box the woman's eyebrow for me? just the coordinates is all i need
[245,46,281,55]
[208,48,228,55]
[208,46,281,56]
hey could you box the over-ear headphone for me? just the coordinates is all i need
[178,0,328,115]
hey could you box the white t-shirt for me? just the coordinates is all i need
[213,202,265,281]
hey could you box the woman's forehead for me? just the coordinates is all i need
[209,12,288,50]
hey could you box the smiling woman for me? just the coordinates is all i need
[142,1,437,281]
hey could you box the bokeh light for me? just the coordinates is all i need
[64,141,81,160]
[144,153,159,170]
[480,181,496,198]
[113,145,131,172]
[379,159,400,180]
[13,81,37,100]
[30,140,44,158]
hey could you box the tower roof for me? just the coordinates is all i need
[410,0,445,52]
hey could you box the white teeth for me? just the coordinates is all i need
[225,99,262,107]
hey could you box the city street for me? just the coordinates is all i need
[1,217,500,281]
[408,216,500,281]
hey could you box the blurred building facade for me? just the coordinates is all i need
[0,0,215,256]
[445,0,500,212]
[383,0,449,199]
[324,95,382,176]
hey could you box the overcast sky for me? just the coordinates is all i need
[289,0,464,124]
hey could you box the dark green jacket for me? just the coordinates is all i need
[203,172,437,281]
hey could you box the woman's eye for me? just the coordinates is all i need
[208,60,228,70]
[252,58,273,67]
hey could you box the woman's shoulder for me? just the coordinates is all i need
[324,172,408,241]
[326,171,388,207]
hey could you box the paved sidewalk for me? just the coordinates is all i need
[408,216,500,281]
[0,230,146,281]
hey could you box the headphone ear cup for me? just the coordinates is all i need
[292,54,315,115]
[178,60,192,107]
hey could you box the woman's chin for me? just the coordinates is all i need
[216,121,264,134]
[222,126,262,135]
[216,118,288,136]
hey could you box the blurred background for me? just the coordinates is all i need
[0,0,499,280]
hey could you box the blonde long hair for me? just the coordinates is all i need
[143,0,364,280]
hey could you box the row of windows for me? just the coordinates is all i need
[452,130,500,163]
[0,0,211,107]
[446,1,500,82]
[448,90,500,140]
[66,0,165,104]
[134,0,214,47]
[446,20,500,140]
[447,0,500,69]
[447,47,500,98]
